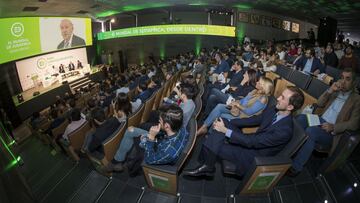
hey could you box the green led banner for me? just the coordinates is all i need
[97,24,236,40]
[0,17,92,64]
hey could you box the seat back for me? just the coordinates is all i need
[194,94,202,120]
[141,92,157,123]
[265,72,280,82]
[152,87,164,110]
[141,117,197,195]
[197,82,205,98]
[287,70,312,90]
[275,65,293,80]
[51,120,69,138]
[325,65,342,82]
[162,81,171,99]
[301,90,318,111]
[319,131,360,173]
[102,121,127,162]
[127,88,137,101]
[182,117,197,157]
[238,156,291,195]
[306,78,329,99]
[242,96,276,134]
[273,78,294,98]
[128,104,145,127]
[68,121,92,150]
[278,119,308,157]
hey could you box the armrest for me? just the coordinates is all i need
[253,156,291,166]
[141,152,187,175]
[223,156,291,175]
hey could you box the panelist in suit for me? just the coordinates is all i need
[57,19,86,49]
[183,86,304,177]
[295,48,325,75]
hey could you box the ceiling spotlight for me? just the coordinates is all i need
[324,200,328,203]
[354,183,358,188]
[110,18,115,23]
[347,33,350,36]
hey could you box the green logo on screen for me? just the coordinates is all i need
[11,22,24,37]
[37,58,47,69]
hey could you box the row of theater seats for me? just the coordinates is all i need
[64,70,184,163]
[141,74,205,195]
[36,69,207,195]
[219,66,360,195]
[139,66,359,196]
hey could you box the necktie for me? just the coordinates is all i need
[271,113,278,124]
[64,41,70,49]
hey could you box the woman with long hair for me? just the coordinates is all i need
[113,93,133,122]
[203,69,258,116]
[197,76,274,136]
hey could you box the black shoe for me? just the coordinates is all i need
[183,164,215,177]
[286,167,300,177]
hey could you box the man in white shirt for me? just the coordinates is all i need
[62,109,86,140]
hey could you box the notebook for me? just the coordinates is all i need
[306,114,320,126]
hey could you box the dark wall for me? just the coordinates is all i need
[98,35,236,65]
[0,62,21,95]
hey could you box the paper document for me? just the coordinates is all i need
[306,114,320,126]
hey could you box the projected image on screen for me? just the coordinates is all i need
[16,48,89,92]
[39,17,87,52]
[0,17,92,64]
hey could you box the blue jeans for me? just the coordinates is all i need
[203,104,237,127]
[203,88,230,116]
[292,114,333,172]
[114,127,148,162]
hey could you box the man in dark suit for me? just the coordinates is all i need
[183,86,304,177]
[57,19,86,49]
[295,48,324,75]
[68,61,75,71]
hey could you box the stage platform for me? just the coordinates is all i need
[13,70,105,121]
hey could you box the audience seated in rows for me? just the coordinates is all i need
[203,69,257,116]
[198,76,274,136]
[184,86,304,177]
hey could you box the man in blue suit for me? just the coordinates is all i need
[183,86,304,177]
[295,48,325,75]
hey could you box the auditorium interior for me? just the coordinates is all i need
[1,0,360,202]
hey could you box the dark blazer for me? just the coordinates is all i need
[133,89,152,103]
[204,107,294,176]
[88,117,121,153]
[57,34,86,49]
[228,70,244,87]
[295,57,325,73]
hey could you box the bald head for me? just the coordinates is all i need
[60,19,73,41]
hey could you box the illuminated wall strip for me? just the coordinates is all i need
[97,24,236,40]
[0,122,20,171]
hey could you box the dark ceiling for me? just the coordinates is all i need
[0,0,359,39]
